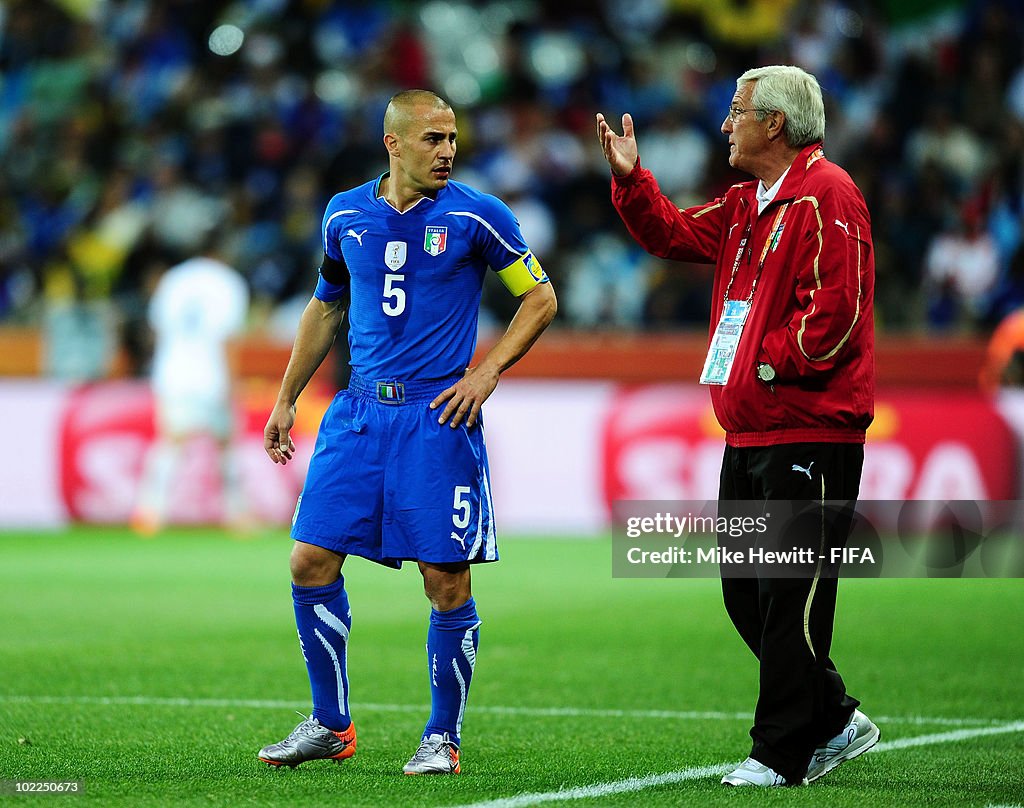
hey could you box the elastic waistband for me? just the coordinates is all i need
[725,427,866,448]
[347,372,460,404]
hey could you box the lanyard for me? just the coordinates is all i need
[721,202,790,304]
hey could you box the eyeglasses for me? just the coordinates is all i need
[727,105,771,122]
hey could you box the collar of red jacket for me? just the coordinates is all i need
[770,142,826,203]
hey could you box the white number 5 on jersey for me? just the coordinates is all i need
[382,274,406,316]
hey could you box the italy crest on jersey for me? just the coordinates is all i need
[424,226,447,256]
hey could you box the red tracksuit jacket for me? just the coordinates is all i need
[611,143,874,447]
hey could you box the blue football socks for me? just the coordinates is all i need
[423,598,481,747]
[292,577,352,731]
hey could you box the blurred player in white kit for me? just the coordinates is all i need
[132,234,251,534]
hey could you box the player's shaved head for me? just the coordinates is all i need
[384,90,453,137]
[380,89,457,206]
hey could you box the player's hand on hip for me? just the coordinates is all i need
[430,366,500,429]
[264,401,297,464]
[595,112,639,177]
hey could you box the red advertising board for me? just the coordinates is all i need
[601,387,1019,508]
[57,380,331,525]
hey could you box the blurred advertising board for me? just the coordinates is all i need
[601,387,1019,505]
[0,381,1019,532]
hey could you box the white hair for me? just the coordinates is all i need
[738,65,825,147]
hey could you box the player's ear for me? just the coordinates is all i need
[384,132,400,158]
[766,110,786,141]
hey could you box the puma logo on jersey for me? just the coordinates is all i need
[834,219,850,236]
[345,228,368,246]
[792,461,815,480]
[450,530,467,551]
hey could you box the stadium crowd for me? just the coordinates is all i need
[1,0,1023,378]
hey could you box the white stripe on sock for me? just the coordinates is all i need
[452,657,468,738]
[312,628,348,719]
[461,622,480,672]
[314,604,349,641]
[312,604,349,719]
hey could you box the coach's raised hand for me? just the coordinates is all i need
[596,112,639,177]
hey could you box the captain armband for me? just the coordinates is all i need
[495,251,548,296]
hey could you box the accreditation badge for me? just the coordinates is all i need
[699,299,751,386]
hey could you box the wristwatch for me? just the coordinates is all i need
[757,363,776,383]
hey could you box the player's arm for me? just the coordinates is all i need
[265,255,349,464]
[478,279,557,375]
[431,266,557,430]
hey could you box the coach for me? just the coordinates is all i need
[597,65,879,787]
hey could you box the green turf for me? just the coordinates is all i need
[0,528,1022,807]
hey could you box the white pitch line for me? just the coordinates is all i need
[3,694,1022,807]
[453,721,1024,808]
[455,763,740,808]
[872,721,1024,752]
[2,695,742,718]
[0,695,1010,728]
[873,714,1009,728]
[456,716,1024,806]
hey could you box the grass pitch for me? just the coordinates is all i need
[0,527,1022,807]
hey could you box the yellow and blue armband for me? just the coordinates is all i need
[496,251,547,296]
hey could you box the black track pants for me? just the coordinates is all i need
[719,441,864,784]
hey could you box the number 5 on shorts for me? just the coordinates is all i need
[452,485,471,529]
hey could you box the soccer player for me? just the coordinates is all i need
[132,235,250,534]
[598,66,878,787]
[257,90,556,774]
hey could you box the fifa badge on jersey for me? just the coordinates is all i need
[424,226,448,256]
[385,241,407,270]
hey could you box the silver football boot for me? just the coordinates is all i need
[258,714,356,768]
[403,732,461,775]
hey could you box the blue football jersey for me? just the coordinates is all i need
[318,176,543,381]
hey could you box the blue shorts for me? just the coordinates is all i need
[291,373,498,568]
